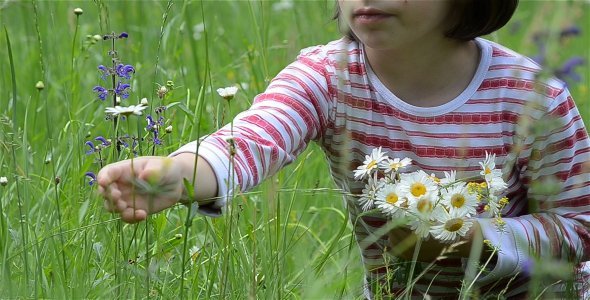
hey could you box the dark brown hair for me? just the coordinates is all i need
[334,0,519,41]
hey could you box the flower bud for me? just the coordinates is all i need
[157,86,168,99]
[55,176,61,185]
[0,176,8,186]
[74,8,83,16]
[140,98,149,105]
[116,96,121,104]
[92,34,103,42]
[165,125,173,133]
[35,81,45,90]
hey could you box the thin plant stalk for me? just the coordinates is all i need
[405,239,423,299]
[31,0,69,293]
[4,26,32,295]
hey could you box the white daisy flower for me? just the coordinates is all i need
[407,193,440,219]
[378,157,412,174]
[430,210,474,242]
[105,104,147,116]
[440,170,457,186]
[409,217,433,239]
[407,201,445,239]
[480,152,503,182]
[440,182,478,217]
[358,176,383,211]
[0,176,7,186]
[488,175,508,194]
[397,170,438,202]
[354,147,387,180]
[374,182,405,217]
[216,86,239,100]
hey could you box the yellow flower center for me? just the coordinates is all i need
[451,194,465,208]
[386,193,398,204]
[484,167,492,175]
[416,199,432,213]
[390,162,401,170]
[444,218,464,232]
[410,182,427,197]
[366,160,377,170]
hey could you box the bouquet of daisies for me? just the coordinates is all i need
[353,147,509,242]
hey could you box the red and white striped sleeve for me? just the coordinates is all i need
[476,83,590,284]
[171,47,333,216]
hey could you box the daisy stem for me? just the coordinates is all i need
[406,238,422,299]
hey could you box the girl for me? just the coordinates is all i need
[98,0,590,298]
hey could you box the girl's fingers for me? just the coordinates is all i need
[103,200,115,212]
[121,207,147,223]
[108,183,122,200]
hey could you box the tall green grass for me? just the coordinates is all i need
[0,1,588,299]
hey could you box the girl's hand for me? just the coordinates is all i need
[97,156,185,223]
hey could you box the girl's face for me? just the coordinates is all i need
[338,0,453,50]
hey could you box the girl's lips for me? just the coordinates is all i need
[352,8,393,24]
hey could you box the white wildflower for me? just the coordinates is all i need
[440,182,478,217]
[488,175,508,194]
[430,210,473,242]
[397,170,438,202]
[358,176,383,211]
[216,86,239,100]
[378,157,412,174]
[374,182,405,217]
[407,204,445,240]
[440,170,457,186]
[354,147,387,180]
[409,217,433,239]
[480,152,503,181]
[140,97,149,105]
[0,176,7,186]
[105,104,147,116]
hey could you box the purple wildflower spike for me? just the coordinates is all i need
[555,56,585,85]
[95,136,111,147]
[85,172,97,186]
[98,65,110,80]
[560,26,581,39]
[85,141,96,155]
[114,82,131,99]
[93,86,109,101]
[115,64,135,79]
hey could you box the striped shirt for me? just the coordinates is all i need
[173,38,590,298]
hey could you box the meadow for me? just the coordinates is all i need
[0,0,588,299]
